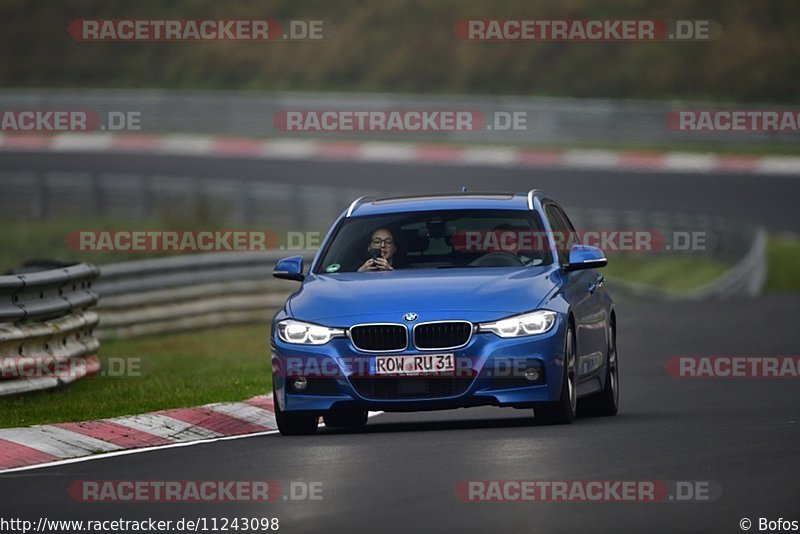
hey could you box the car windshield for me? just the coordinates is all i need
[314,209,553,274]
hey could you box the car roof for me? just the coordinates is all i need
[346,190,548,217]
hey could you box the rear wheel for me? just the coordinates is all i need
[323,407,368,428]
[534,325,576,425]
[274,387,319,436]
[578,321,619,417]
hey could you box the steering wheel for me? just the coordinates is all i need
[468,251,526,267]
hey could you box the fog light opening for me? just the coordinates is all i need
[293,376,308,392]
[523,368,541,382]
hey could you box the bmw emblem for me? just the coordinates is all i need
[403,312,418,322]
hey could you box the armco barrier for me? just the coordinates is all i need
[0,264,100,396]
[565,207,768,300]
[94,251,314,338]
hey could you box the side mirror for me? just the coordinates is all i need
[274,256,305,282]
[564,245,607,272]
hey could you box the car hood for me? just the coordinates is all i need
[287,267,560,323]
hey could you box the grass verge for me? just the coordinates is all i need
[602,254,731,295]
[0,324,271,428]
[765,235,800,293]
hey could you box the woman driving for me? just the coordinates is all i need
[358,228,396,272]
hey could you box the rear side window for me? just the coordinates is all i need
[545,204,580,265]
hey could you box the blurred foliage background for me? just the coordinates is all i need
[1,0,798,102]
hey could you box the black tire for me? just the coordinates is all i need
[578,321,619,417]
[535,325,576,425]
[323,407,368,428]
[274,387,319,436]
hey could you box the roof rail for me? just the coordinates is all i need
[345,195,377,217]
[526,189,548,210]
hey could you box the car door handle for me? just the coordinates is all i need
[588,275,605,294]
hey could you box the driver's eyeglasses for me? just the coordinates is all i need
[370,238,394,246]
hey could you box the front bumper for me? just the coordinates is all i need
[271,314,567,414]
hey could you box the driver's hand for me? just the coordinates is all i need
[358,259,378,272]
[374,257,393,270]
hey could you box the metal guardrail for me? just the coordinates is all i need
[0,263,98,323]
[95,251,314,338]
[0,264,100,396]
[551,207,767,299]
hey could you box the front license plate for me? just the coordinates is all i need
[374,354,455,375]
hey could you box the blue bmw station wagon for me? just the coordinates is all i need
[271,191,618,435]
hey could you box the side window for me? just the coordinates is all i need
[553,205,582,252]
[554,205,578,235]
[545,204,570,265]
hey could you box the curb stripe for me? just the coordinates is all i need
[110,134,163,151]
[0,133,798,175]
[0,396,277,472]
[517,149,564,166]
[159,135,214,155]
[0,426,121,458]
[563,149,621,169]
[54,420,173,448]
[358,142,416,162]
[108,413,221,441]
[244,395,274,411]
[619,152,666,169]
[0,134,50,149]
[211,137,265,156]
[0,410,385,474]
[161,407,269,435]
[315,141,363,158]
[0,439,61,469]
[261,139,319,158]
[461,147,519,166]
[51,133,114,151]
[204,402,277,430]
[414,146,464,162]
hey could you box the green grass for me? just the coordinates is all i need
[603,254,732,295]
[765,236,800,293]
[0,325,272,428]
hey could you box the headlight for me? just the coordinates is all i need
[277,319,344,345]
[478,310,557,338]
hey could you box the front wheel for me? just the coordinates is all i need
[578,321,619,417]
[274,387,319,436]
[534,325,576,425]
